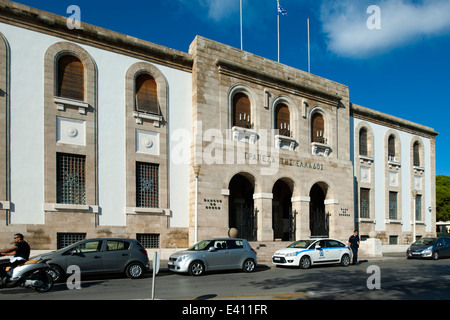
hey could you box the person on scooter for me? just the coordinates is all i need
[0,233,31,281]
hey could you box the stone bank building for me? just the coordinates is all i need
[0,1,438,252]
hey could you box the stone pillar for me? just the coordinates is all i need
[292,196,311,240]
[253,193,273,241]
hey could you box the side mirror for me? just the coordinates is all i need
[208,247,216,252]
[315,244,321,250]
[71,249,78,255]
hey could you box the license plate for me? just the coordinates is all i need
[168,261,174,265]
[273,257,281,261]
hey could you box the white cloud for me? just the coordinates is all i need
[320,0,450,58]
[176,0,239,22]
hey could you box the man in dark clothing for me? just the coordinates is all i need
[0,233,31,280]
[348,230,360,265]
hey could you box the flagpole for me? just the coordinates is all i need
[307,17,310,73]
[240,0,243,50]
[277,0,280,62]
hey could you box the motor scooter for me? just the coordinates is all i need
[0,258,54,292]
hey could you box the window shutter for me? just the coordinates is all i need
[311,114,324,143]
[275,103,290,136]
[233,93,251,128]
[388,135,395,160]
[413,142,420,166]
[135,74,158,115]
[359,128,368,156]
[57,55,84,101]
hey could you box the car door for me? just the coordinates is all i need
[203,240,230,270]
[310,240,329,264]
[102,240,131,272]
[441,238,450,257]
[226,239,246,268]
[326,240,344,262]
[67,240,103,273]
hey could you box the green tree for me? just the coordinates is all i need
[436,175,450,221]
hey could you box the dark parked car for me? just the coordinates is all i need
[31,238,150,281]
[407,237,450,260]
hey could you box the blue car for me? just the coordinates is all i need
[407,237,450,260]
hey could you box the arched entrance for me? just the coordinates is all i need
[272,179,294,241]
[228,174,256,241]
[310,183,329,237]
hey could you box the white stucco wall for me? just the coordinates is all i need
[0,22,191,228]
[352,117,433,233]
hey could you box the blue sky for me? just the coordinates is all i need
[14,0,450,176]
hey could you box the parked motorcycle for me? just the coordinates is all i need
[0,258,54,292]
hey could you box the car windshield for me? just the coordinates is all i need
[287,240,315,249]
[413,238,436,246]
[188,240,215,251]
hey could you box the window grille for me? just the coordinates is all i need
[415,195,422,221]
[57,153,86,204]
[57,232,86,249]
[389,191,398,220]
[137,233,160,248]
[136,162,159,208]
[360,188,370,219]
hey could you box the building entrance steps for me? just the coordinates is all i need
[249,241,291,263]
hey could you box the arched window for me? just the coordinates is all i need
[388,135,396,161]
[233,92,251,128]
[275,103,290,136]
[135,73,158,115]
[359,128,368,156]
[311,113,325,143]
[57,55,84,101]
[413,141,420,166]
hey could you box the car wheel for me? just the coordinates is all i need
[47,264,65,283]
[126,262,145,279]
[432,251,439,260]
[299,256,311,269]
[189,261,205,276]
[242,259,255,273]
[340,254,350,267]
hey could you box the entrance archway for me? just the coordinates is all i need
[228,174,256,241]
[272,179,294,241]
[310,183,329,237]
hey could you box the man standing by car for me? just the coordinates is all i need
[348,230,360,265]
[0,233,31,281]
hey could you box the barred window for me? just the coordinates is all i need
[360,188,370,219]
[136,162,159,207]
[137,233,160,248]
[389,191,398,220]
[415,194,422,221]
[57,232,86,249]
[57,153,86,204]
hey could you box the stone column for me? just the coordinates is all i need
[292,196,311,240]
[253,193,273,241]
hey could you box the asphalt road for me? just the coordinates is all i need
[1,256,449,301]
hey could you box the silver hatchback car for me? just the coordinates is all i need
[168,238,257,276]
[32,238,150,281]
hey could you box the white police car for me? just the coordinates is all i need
[272,238,351,269]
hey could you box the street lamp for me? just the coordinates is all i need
[412,189,418,242]
[193,164,201,244]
